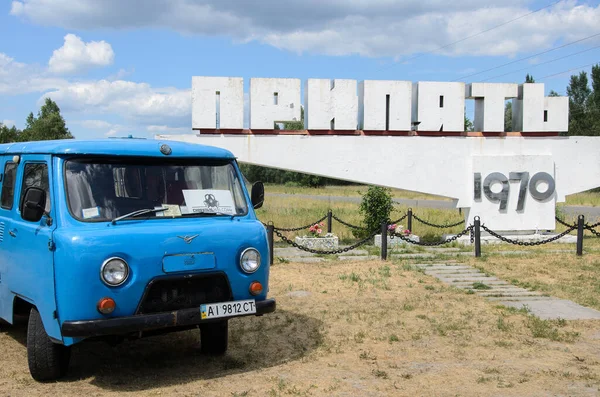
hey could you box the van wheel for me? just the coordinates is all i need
[200,320,228,355]
[27,308,71,381]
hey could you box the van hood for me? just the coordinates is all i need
[52,217,269,323]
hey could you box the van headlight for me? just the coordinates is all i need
[101,257,129,286]
[240,248,261,273]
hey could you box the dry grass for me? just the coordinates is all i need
[265,184,600,207]
[564,191,600,207]
[257,195,465,242]
[265,184,453,201]
[2,260,600,396]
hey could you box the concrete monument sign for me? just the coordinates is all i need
[159,76,600,232]
[191,77,569,133]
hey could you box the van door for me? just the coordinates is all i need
[6,155,60,339]
[0,158,18,322]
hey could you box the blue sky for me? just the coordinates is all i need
[1,0,599,138]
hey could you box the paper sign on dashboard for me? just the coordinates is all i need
[182,189,236,215]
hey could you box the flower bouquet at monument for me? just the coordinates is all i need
[295,222,339,250]
[388,223,411,237]
[308,222,326,237]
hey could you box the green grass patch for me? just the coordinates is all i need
[527,316,580,342]
[472,282,492,290]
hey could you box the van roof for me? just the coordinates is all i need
[0,138,235,159]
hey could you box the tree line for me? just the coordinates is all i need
[0,98,73,143]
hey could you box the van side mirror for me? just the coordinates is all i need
[22,187,46,223]
[251,181,264,209]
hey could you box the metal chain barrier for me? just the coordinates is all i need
[331,214,368,230]
[390,225,473,247]
[586,225,600,238]
[273,215,328,232]
[331,213,408,231]
[555,216,577,228]
[274,228,380,255]
[412,214,464,229]
[390,213,408,224]
[480,224,577,246]
[587,221,600,229]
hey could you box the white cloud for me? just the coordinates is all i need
[0,52,68,94]
[146,125,189,133]
[78,119,113,129]
[48,34,114,74]
[9,0,600,58]
[2,120,16,127]
[1,48,189,131]
[72,119,135,137]
[105,127,121,137]
[106,68,134,81]
[42,80,191,126]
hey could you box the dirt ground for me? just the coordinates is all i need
[2,259,600,396]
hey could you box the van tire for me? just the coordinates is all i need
[27,308,71,381]
[200,320,228,355]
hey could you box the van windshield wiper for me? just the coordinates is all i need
[111,208,167,224]
[181,211,225,217]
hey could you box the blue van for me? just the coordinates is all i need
[0,138,275,381]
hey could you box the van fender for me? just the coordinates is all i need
[9,294,64,344]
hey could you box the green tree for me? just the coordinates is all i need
[525,74,535,83]
[20,98,73,141]
[354,186,394,239]
[0,123,20,143]
[567,70,594,136]
[504,101,512,132]
[589,65,600,134]
[282,106,304,130]
[464,111,474,132]
[590,64,600,108]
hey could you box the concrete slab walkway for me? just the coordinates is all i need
[414,263,600,320]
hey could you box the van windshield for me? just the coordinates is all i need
[65,158,248,222]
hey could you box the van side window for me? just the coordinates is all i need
[1,162,17,210]
[20,163,51,214]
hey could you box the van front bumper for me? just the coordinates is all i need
[61,299,276,338]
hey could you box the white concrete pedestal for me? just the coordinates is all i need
[374,234,420,248]
[295,234,339,250]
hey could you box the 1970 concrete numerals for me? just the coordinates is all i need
[474,172,555,211]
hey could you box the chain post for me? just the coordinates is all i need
[474,216,481,258]
[381,221,388,261]
[266,224,275,265]
[327,209,332,234]
[407,208,413,233]
[577,215,585,256]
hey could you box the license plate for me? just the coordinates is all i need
[200,299,256,320]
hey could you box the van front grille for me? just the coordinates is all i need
[136,273,232,314]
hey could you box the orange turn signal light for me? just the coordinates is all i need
[97,297,116,314]
[249,281,263,296]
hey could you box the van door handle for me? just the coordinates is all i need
[8,229,16,237]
